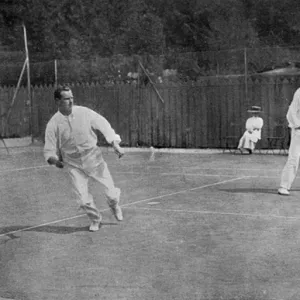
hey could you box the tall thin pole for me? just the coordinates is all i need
[138,61,164,103]
[244,47,248,105]
[23,23,33,143]
[5,58,28,125]
[54,59,58,87]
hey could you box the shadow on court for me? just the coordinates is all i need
[219,188,279,194]
[0,223,118,236]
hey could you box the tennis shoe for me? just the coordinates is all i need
[278,187,290,196]
[89,220,101,232]
[108,200,123,221]
[89,214,102,232]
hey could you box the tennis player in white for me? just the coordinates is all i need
[278,88,300,196]
[44,85,124,231]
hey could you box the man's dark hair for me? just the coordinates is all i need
[54,85,71,100]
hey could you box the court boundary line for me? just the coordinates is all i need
[0,165,281,180]
[0,167,240,177]
[120,176,246,207]
[0,176,245,238]
[160,173,282,179]
[117,171,245,178]
[0,213,88,237]
[0,165,49,173]
[0,162,284,174]
[125,207,300,220]
[148,165,283,172]
[159,172,257,178]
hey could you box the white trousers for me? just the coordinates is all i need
[67,161,120,222]
[280,128,300,190]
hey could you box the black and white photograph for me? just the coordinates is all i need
[1,0,300,299]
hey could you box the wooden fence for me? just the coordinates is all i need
[0,76,299,148]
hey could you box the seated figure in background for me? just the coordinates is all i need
[238,106,264,154]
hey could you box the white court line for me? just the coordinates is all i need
[0,176,245,238]
[160,172,244,177]
[184,166,283,172]
[0,166,282,182]
[116,171,240,178]
[0,168,241,177]
[160,173,282,179]
[125,207,300,220]
[0,213,87,237]
[0,167,258,179]
[0,165,49,174]
[0,164,280,175]
[120,176,245,208]
[148,165,283,172]
[0,168,280,180]
[117,171,281,180]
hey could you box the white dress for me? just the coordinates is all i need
[238,116,264,150]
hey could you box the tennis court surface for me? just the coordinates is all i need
[1,146,300,300]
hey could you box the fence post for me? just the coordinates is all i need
[54,59,58,87]
[244,47,248,105]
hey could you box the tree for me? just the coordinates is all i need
[118,11,165,55]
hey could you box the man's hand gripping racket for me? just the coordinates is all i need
[47,156,64,168]
[112,140,125,159]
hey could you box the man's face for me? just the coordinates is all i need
[57,90,74,115]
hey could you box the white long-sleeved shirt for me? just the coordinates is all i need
[287,88,300,129]
[245,116,263,139]
[44,105,121,171]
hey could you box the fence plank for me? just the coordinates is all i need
[157,86,164,147]
[138,88,146,146]
[200,86,208,147]
[169,88,177,147]
[163,87,170,147]
[145,87,152,146]
[130,86,139,147]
